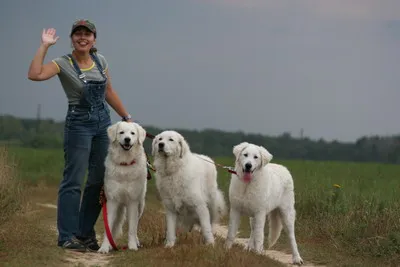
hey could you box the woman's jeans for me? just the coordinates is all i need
[57,104,111,245]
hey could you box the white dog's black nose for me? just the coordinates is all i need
[158,142,165,149]
[124,137,131,143]
[245,163,252,171]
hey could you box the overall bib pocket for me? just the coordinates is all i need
[67,109,91,122]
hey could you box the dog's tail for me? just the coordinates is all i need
[211,189,227,224]
[268,208,283,248]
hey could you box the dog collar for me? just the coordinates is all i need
[120,159,136,166]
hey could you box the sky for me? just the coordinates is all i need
[1,0,400,142]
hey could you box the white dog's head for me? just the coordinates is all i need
[233,142,273,183]
[107,121,146,151]
[151,130,190,158]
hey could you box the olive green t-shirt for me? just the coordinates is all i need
[52,53,108,105]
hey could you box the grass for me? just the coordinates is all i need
[0,185,66,267]
[2,145,400,266]
[0,147,25,225]
[6,146,64,185]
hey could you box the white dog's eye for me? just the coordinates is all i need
[119,131,124,134]
[243,153,248,157]
[131,132,135,135]
[169,138,174,141]
[254,155,258,159]
[158,137,162,140]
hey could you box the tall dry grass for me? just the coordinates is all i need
[0,146,24,225]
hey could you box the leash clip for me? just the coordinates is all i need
[147,161,156,172]
[223,166,237,174]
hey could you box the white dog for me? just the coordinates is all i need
[98,121,148,254]
[151,130,227,248]
[224,142,303,265]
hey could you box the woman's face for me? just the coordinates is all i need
[71,27,95,53]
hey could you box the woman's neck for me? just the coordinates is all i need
[72,50,91,64]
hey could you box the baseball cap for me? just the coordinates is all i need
[70,19,97,37]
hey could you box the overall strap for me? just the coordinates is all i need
[67,54,87,83]
[90,53,107,79]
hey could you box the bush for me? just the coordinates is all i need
[0,146,24,225]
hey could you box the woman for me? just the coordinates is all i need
[28,19,133,252]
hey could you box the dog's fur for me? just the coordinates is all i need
[98,121,148,254]
[224,142,303,265]
[151,130,227,248]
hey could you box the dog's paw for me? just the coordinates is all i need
[128,236,139,251]
[292,255,304,265]
[128,243,138,251]
[164,240,175,248]
[244,241,253,252]
[253,245,264,255]
[204,237,215,246]
[224,240,233,250]
[203,232,215,245]
[97,245,110,254]
[205,240,215,247]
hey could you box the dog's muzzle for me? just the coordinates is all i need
[243,163,253,173]
[120,137,133,151]
[158,142,165,152]
[242,163,253,183]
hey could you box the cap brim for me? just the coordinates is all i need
[73,25,94,32]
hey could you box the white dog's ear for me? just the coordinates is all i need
[179,135,190,158]
[107,122,121,142]
[135,123,147,145]
[233,142,249,158]
[259,146,273,166]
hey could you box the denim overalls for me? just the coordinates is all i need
[57,53,111,246]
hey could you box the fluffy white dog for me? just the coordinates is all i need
[224,142,304,265]
[151,130,227,248]
[98,121,148,254]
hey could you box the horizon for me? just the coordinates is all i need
[1,111,394,144]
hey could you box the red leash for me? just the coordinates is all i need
[99,187,127,251]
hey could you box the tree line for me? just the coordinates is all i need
[1,114,399,164]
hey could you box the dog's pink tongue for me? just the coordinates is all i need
[243,172,252,183]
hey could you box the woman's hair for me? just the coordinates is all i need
[90,47,98,54]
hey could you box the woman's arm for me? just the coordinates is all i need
[28,28,60,81]
[105,70,133,122]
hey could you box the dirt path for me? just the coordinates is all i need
[37,203,113,267]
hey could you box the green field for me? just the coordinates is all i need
[4,146,400,266]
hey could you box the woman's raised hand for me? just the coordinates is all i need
[41,28,59,47]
